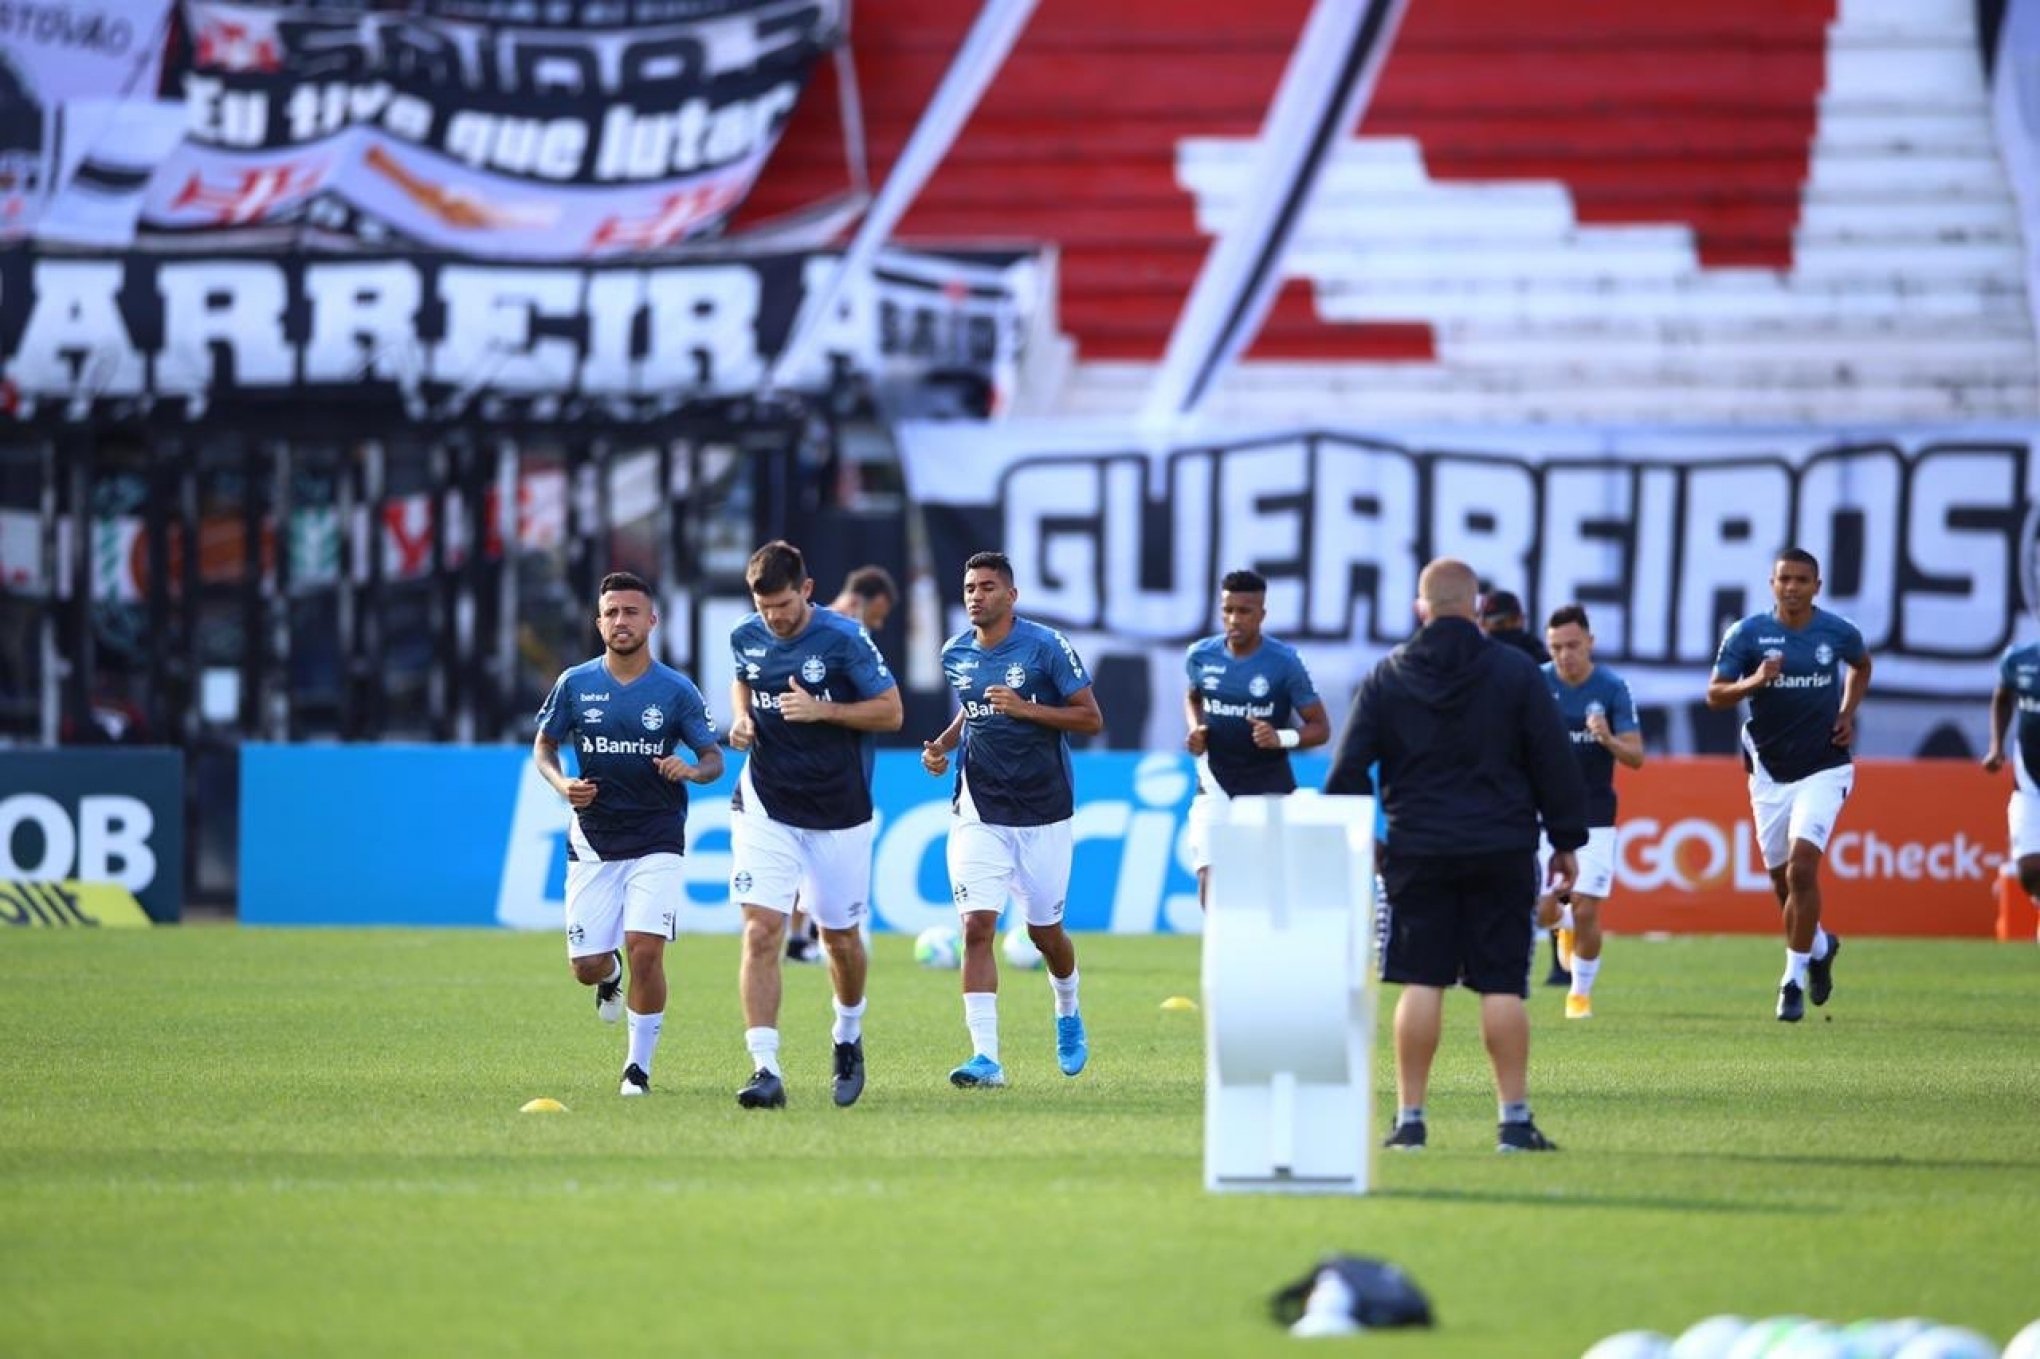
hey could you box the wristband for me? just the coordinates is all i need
[1277,728,1301,750]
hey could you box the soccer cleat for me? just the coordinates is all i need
[1382,1119,1427,1150]
[1055,1013,1089,1077]
[1776,980,1806,1023]
[948,1053,1006,1088]
[594,950,624,1023]
[619,1063,650,1097]
[785,934,824,966]
[1497,1120,1559,1153]
[1556,927,1576,971]
[831,1039,866,1108]
[1564,993,1593,1020]
[1808,933,1841,1007]
[737,1067,787,1109]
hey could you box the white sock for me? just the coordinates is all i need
[745,1025,781,1075]
[1784,949,1811,987]
[832,998,866,1044]
[602,955,623,985]
[1811,926,1832,961]
[1570,956,1600,997]
[1557,904,1576,932]
[626,1009,663,1075]
[1049,969,1081,1018]
[963,992,1000,1062]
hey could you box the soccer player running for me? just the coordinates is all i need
[1980,640,2040,939]
[781,564,904,969]
[532,571,724,1097]
[1706,548,1872,1022]
[1326,558,1587,1153]
[921,551,1104,1088]
[1183,568,1332,908]
[1537,604,1644,1020]
[728,541,903,1109]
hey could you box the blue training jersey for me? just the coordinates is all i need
[730,606,896,830]
[1712,605,1867,783]
[1185,634,1320,797]
[535,657,719,861]
[1999,642,2040,795]
[942,617,1091,826]
[1541,661,1639,827]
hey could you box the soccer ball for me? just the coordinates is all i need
[1002,925,1044,970]
[1670,1315,1749,1359]
[2003,1319,2040,1359]
[1582,1331,1672,1359]
[913,925,961,969]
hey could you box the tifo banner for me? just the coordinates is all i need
[0,245,1040,422]
[239,746,2009,937]
[895,420,2037,760]
[0,747,184,921]
[23,0,845,253]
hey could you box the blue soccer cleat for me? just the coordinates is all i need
[1056,1013,1088,1077]
[949,1053,1006,1088]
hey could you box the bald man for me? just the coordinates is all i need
[1326,558,1588,1153]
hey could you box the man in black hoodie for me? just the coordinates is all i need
[1326,558,1588,1153]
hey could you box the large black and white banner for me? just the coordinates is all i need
[897,421,2039,759]
[15,0,840,253]
[0,244,1040,421]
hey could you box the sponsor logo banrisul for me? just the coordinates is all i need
[580,734,664,755]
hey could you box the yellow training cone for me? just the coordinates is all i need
[1160,996,1198,1012]
[520,1097,569,1114]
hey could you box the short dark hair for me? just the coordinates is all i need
[963,550,1013,585]
[599,570,653,599]
[746,540,807,596]
[842,565,898,603]
[1777,547,1820,574]
[1546,603,1590,633]
[1220,568,1268,595]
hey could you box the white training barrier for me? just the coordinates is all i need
[1202,792,1377,1194]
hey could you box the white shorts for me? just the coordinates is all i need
[728,806,873,931]
[1747,762,1854,870]
[2009,791,2040,861]
[1185,776,1228,873]
[565,852,682,958]
[1540,825,1618,901]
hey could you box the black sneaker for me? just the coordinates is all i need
[1382,1119,1427,1150]
[786,935,824,966]
[1543,937,1571,987]
[1497,1119,1558,1152]
[737,1067,787,1109]
[594,950,624,1022]
[1807,933,1841,1007]
[619,1063,650,1097]
[831,1039,866,1107]
[1776,980,1806,1023]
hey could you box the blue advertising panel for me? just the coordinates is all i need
[241,745,1332,930]
[0,748,185,922]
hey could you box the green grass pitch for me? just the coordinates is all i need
[1,929,2036,1358]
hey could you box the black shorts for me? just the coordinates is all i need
[1379,850,1538,996]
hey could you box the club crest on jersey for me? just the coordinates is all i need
[1004,663,1027,688]
[641,705,664,731]
[732,871,753,895]
[1248,674,1270,698]
[801,656,828,685]
[1815,643,1834,666]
